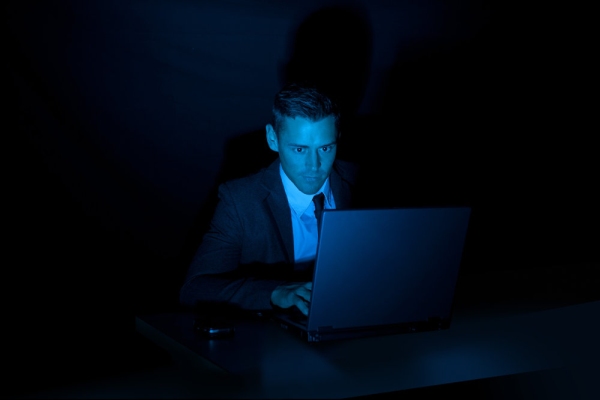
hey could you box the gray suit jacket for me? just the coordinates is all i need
[180,158,358,310]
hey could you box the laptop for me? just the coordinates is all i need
[274,206,471,342]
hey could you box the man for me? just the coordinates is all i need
[180,83,359,316]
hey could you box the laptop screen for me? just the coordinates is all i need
[307,207,471,332]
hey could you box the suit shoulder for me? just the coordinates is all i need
[333,159,360,182]
[219,167,269,199]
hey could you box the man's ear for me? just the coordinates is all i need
[266,124,279,152]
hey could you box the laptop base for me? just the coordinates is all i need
[275,315,450,343]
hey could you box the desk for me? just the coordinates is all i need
[136,300,600,398]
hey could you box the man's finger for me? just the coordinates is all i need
[296,298,310,316]
[295,288,311,302]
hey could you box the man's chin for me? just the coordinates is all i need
[298,183,323,195]
[291,174,328,195]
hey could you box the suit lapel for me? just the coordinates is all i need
[261,160,295,264]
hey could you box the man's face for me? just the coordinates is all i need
[266,116,338,195]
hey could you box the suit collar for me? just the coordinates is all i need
[279,164,334,216]
[261,158,353,205]
[260,158,354,264]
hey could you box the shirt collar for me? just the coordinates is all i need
[279,164,333,216]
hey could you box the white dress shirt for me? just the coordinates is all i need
[279,165,336,263]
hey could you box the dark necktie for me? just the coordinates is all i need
[313,193,325,234]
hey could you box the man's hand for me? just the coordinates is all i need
[271,282,312,316]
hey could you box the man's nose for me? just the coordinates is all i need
[306,150,320,171]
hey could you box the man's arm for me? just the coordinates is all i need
[179,183,289,310]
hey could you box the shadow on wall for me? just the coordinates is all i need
[216,2,374,187]
[349,38,496,208]
[281,3,372,122]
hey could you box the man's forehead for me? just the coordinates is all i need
[279,115,336,134]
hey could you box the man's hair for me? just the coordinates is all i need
[271,82,341,137]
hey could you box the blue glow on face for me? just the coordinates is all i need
[267,116,337,195]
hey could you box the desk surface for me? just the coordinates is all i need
[136,300,600,399]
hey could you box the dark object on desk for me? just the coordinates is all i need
[194,318,235,339]
[275,206,471,342]
[193,302,237,339]
[194,301,273,320]
[192,301,273,339]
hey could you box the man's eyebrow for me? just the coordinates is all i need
[287,141,337,147]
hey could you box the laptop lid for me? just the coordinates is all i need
[304,206,471,340]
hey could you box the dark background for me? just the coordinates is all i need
[5,0,597,396]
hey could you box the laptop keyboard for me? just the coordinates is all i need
[289,308,308,326]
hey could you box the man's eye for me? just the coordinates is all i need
[294,148,303,153]
[321,146,330,152]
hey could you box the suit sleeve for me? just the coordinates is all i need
[179,183,287,310]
